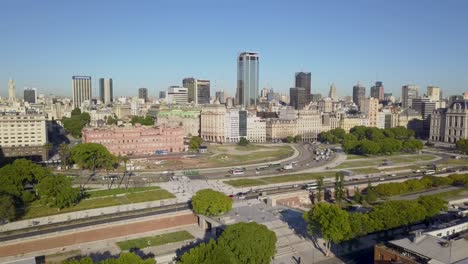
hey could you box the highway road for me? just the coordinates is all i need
[3,163,466,243]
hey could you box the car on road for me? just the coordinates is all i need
[379,177,385,181]
[388,174,397,177]
[413,169,421,173]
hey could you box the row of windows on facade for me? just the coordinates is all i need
[0,116,42,120]
[91,138,179,144]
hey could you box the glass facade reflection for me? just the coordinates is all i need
[236,52,259,107]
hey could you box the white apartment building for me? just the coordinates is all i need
[0,113,48,160]
[226,108,240,143]
[247,115,266,142]
[167,87,188,105]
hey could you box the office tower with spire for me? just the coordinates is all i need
[295,72,311,102]
[370,81,384,101]
[99,78,113,105]
[72,76,92,109]
[328,83,337,99]
[352,82,366,106]
[402,85,419,108]
[236,52,259,107]
[8,79,15,101]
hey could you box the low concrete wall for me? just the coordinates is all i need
[0,198,178,232]
[0,210,197,258]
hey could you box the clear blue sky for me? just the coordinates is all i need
[1,0,468,98]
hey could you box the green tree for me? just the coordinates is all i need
[286,135,295,143]
[350,126,368,140]
[379,138,403,154]
[303,203,351,256]
[36,174,82,209]
[58,143,71,168]
[365,181,377,203]
[62,110,91,138]
[71,108,82,116]
[189,136,203,150]
[106,115,118,125]
[316,176,324,202]
[293,135,302,143]
[456,138,468,154]
[358,139,381,155]
[191,189,233,216]
[334,172,345,206]
[70,143,116,173]
[0,194,16,222]
[218,222,277,264]
[402,139,423,152]
[62,252,155,264]
[238,137,250,146]
[131,116,155,126]
[353,187,363,204]
[417,195,447,218]
[179,239,236,264]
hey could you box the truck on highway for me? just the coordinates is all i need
[283,164,293,170]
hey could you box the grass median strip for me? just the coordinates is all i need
[87,187,162,198]
[224,171,336,187]
[117,230,194,250]
[22,188,175,219]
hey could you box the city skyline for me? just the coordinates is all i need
[1,0,468,98]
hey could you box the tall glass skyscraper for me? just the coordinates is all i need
[236,52,259,107]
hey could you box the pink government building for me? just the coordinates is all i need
[82,124,184,156]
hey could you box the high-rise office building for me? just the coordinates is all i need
[328,83,337,99]
[138,88,148,102]
[159,91,166,99]
[72,76,92,109]
[236,52,259,107]
[295,72,311,101]
[99,78,113,105]
[167,86,188,104]
[290,87,307,110]
[427,86,441,101]
[183,78,210,105]
[24,87,37,104]
[352,82,366,106]
[8,79,15,101]
[370,81,384,101]
[402,85,419,108]
[215,91,225,104]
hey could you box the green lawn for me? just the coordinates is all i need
[346,154,367,160]
[225,171,336,187]
[210,147,293,165]
[335,154,436,169]
[22,188,175,219]
[439,158,468,166]
[351,167,381,174]
[87,187,162,198]
[224,179,268,187]
[433,187,468,201]
[116,230,194,250]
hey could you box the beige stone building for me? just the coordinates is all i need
[430,100,468,143]
[359,97,379,127]
[266,119,297,142]
[200,103,227,143]
[297,110,321,141]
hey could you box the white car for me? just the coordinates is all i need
[379,177,385,181]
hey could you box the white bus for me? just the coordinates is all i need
[229,169,245,175]
[305,183,318,190]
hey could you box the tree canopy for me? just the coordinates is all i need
[131,116,155,126]
[237,137,250,146]
[191,189,232,216]
[70,143,117,172]
[189,136,203,151]
[303,203,351,256]
[62,109,91,138]
[179,222,277,264]
[456,139,468,154]
[0,159,82,222]
[320,126,421,155]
